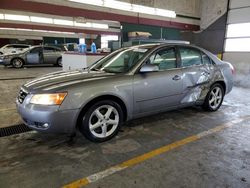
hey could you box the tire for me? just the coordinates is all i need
[203,83,225,111]
[12,58,24,68]
[57,58,62,67]
[79,100,124,142]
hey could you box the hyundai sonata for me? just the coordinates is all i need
[16,43,234,142]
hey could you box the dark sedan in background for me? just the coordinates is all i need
[0,45,64,68]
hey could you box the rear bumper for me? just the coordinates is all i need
[16,98,79,134]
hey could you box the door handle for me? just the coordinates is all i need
[172,75,181,81]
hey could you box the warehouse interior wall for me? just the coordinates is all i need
[180,13,227,54]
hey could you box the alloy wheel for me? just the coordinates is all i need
[88,105,119,138]
[12,59,23,68]
[208,86,223,110]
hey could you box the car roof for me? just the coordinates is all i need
[130,42,204,51]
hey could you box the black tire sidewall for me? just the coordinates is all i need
[57,58,62,67]
[79,100,123,142]
[203,83,225,111]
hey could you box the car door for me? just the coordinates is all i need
[133,47,183,115]
[43,47,57,64]
[178,46,213,103]
[26,47,43,64]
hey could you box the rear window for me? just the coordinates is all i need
[179,47,202,67]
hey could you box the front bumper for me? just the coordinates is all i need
[0,59,11,65]
[16,96,79,134]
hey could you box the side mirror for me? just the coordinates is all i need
[140,64,159,73]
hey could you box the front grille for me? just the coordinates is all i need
[18,88,28,104]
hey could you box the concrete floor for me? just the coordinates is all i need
[0,65,250,188]
[0,66,61,127]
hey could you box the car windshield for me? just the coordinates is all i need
[90,47,149,73]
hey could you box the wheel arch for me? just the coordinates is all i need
[57,56,62,62]
[11,57,25,65]
[75,94,128,129]
[212,80,226,94]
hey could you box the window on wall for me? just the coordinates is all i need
[225,23,250,52]
[101,35,118,49]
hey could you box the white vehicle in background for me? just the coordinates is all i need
[0,44,31,55]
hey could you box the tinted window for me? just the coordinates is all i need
[43,47,56,52]
[30,47,43,53]
[180,47,202,67]
[6,45,28,49]
[148,48,176,70]
[202,53,212,64]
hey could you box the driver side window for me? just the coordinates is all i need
[147,48,177,71]
[30,47,42,54]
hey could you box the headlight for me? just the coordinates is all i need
[30,93,67,105]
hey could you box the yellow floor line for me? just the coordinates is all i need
[63,116,250,188]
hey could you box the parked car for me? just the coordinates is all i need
[16,43,234,142]
[0,44,31,55]
[0,45,63,68]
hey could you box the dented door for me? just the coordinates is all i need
[178,47,213,103]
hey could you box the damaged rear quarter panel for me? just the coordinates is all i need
[180,63,224,104]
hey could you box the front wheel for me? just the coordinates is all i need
[203,83,224,111]
[79,100,123,142]
[12,58,24,68]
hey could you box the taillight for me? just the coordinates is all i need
[229,63,235,74]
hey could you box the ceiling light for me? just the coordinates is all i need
[67,0,176,18]
[69,0,103,6]
[156,8,176,18]
[103,0,132,11]
[0,27,76,35]
[5,14,30,22]
[92,23,109,29]
[30,16,53,24]
[0,14,4,19]
[53,19,74,26]
[132,4,155,14]
[74,21,91,27]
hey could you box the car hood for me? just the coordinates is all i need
[23,70,117,93]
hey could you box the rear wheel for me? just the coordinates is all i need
[79,100,123,142]
[203,83,224,111]
[12,58,24,68]
[57,58,62,67]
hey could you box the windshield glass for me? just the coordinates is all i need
[90,48,149,73]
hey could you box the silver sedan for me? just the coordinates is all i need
[16,43,234,142]
[0,46,63,68]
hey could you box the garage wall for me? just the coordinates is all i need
[200,0,228,30]
[180,13,227,54]
[223,0,250,88]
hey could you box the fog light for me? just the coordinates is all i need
[42,123,49,128]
